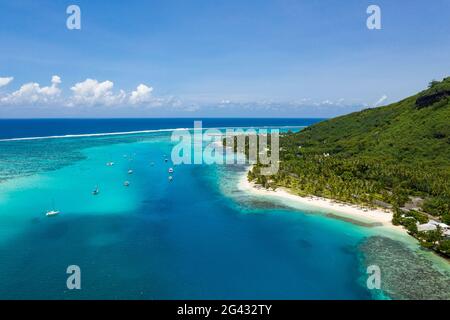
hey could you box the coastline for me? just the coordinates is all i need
[237,168,407,235]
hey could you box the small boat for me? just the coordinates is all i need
[164,158,168,163]
[128,169,133,175]
[124,181,130,187]
[168,175,173,181]
[92,186,100,195]
[106,162,115,166]
[168,168,174,174]
[46,199,60,217]
[46,210,60,217]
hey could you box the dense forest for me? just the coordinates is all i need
[237,77,450,256]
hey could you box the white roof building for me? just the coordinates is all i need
[429,220,450,230]
[417,223,437,232]
[417,220,450,232]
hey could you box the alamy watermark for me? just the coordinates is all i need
[66,5,81,30]
[366,265,381,290]
[170,121,279,175]
[367,5,382,30]
[65,5,381,32]
[66,265,81,290]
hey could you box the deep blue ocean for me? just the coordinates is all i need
[0,118,323,140]
[0,118,448,299]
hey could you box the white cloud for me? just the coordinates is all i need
[373,94,387,107]
[184,104,200,112]
[1,75,61,104]
[0,74,387,116]
[321,99,333,105]
[129,84,153,105]
[0,77,14,87]
[70,78,126,106]
[40,75,62,96]
[0,77,164,108]
[52,75,61,85]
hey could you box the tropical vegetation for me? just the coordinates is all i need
[228,77,450,257]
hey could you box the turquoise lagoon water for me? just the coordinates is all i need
[0,126,448,299]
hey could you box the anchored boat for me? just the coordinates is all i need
[46,210,60,217]
[46,200,60,216]
[92,186,100,195]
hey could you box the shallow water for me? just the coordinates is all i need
[0,129,448,299]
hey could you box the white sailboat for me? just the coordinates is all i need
[92,185,100,195]
[106,153,115,166]
[46,210,60,216]
[46,199,60,216]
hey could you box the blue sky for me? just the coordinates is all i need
[0,0,449,117]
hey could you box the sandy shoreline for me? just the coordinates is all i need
[237,170,407,234]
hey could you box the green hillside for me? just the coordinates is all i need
[248,77,450,255]
[286,80,450,167]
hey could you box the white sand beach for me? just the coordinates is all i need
[237,170,407,234]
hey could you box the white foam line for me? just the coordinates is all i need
[0,128,188,142]
[0,125,306,142]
